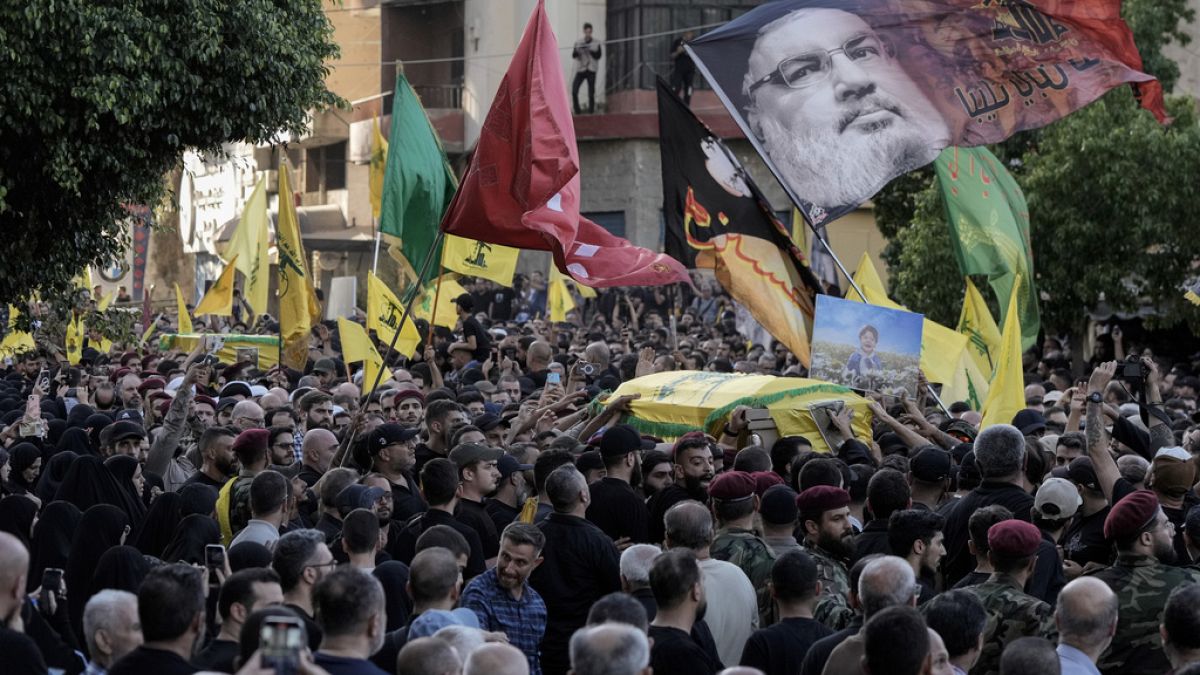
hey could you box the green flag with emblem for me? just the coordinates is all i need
[934,146,1039,351]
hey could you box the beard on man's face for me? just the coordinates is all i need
[756,87,945,207]
[818,527,855,560]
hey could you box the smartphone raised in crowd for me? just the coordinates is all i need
[205,544,226,570]
[40,568,63,607]
[546,372,561,385]
[260,615,305,675]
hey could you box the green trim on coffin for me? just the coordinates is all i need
[619,383,856,440]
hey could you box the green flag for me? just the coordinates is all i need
[934,146,1040,351]
[379,73,456,285]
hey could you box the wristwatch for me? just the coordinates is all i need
[1086,392,1103,405]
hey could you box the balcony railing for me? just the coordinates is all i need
[412,84,463,109]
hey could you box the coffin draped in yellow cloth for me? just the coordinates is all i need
[606,370,873,455]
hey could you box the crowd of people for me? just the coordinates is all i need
[1,276,1199,675]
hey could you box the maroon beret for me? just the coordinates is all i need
[193,395,217,409]
[751,471,784,496]
[1104,490,1161,540]
[157,400,172,418]
[708,470,756,501]
[109,367,132,383]
[795,485,851,514]
[138,374,166,391]
[231,428,270,456]
[393,389,425,405]
[987,520,1041,558]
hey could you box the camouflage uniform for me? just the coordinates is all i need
[1088,552,1200,675]
[805,541,854,631]
[712,526,777,625]
[965,574,1057,675]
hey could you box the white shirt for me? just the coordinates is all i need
[698,557,758,667]
[229,519,279,550]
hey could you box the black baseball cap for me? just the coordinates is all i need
[599,424,655,457]
[109,420,146,442]
[498,454,533,478]
[910,446,953,483]
[368,423,420,454]
[448,443,503,468]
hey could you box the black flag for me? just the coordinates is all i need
[658,78,821,365]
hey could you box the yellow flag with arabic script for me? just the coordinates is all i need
[442,234,520,287]
[337,317,388,390]
[957,277,1002,378]
[548,266,576,323]
[277,163,321,368]
[225,178,271,314]
[413,275,466,329]
[369,117,388,220]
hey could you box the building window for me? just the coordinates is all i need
[305,141,347,193]
[585,211,626,238]
[606,0,759,92]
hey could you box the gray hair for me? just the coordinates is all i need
[464,643,529,675]
[569,623,651,675]
[434,625,487,662]
[545,465,588,512]
[664,500,714,551]
[973,424,1026,478]
[501,522,546,555]
[83,590,138,659]
[619,544,662,586]
[858,556,917,618]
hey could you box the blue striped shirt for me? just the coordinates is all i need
[460,568,547,675]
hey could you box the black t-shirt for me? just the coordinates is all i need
[193,638,239,673]
[284,603,324,653]
[390,475,427,523]
[952,570,991,589]
[1061,477,1136,567]
[740,617,833,675]
[649,625,723,675]
[109,646,197,675]
[0,626,47,675]
[586,477,650,544]
[461,316,491,362]
[486,499,522,534]
[455,497,500,559]
[491,288,517,321]
[184,470,227,490]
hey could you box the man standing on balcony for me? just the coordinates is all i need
[573,22,602,114]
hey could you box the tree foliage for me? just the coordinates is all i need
[873,0,1197,333]
[0,0,342,309]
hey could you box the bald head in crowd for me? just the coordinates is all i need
[664,500,715,552]
[859,555,918,617]
[232,400,265,430]
[584,342,611,369]
[1055,577,1117,659]
[397,636,462,675]
[0,531,28,618]
[465,643,529,675]
[570,623,651,675]
[302,428,339,474]
[527,341,553,371]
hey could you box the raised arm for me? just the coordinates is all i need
[1085,361,1121,503]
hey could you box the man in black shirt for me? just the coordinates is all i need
[394,458,487,580]
[491,284,518,321]
[530,465,621,675]
[669,30,696,105]
[487,454,532,533]
[587,424,655,544]
[941,424,1036,586]
[455,293,491,363]
[647,548,722,675]
[194,568,284,672]
[855,469,910,563]
[110,564,205,675]
[414,400,469,473]
[450,443,503,562]
[648,433,714,545]
[740,550,833,675]
[365,423,426,521]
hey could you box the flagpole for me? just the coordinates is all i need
[371,217,381,274]
[334,229,447,467]
[426,247,447,346]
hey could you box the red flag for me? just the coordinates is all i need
[439,0,689,288]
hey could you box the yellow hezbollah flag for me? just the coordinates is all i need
[65,315,84,365]
[981,276,1025,429]
[415,274,466,329]
[548,266,575,322]
[609,370,871,456]
[0,306,35,359]
[337,317,387,389]
[225,178,271,314]
[847,253,967,386]
[97,291,116,311]
[941,347,990,412]
[174,283,193,334]
[369,116,388,220]
[277,163,321,369]
[367,272,421,358]
[194,255,238,317]
[442,234,520,287]
[957,277,1002,378]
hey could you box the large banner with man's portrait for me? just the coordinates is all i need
[686,0,1165,226]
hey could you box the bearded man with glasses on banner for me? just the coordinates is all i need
[742,7,949,209]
